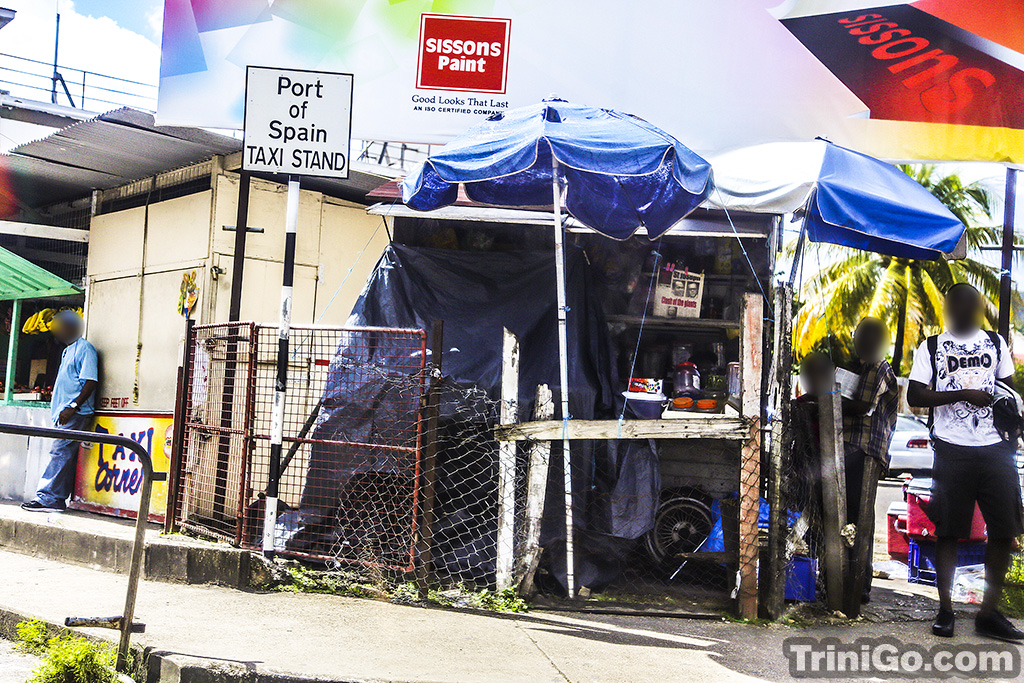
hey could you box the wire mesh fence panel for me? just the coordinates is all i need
[174,323,753,610]
[175,324,429,570]
[245,326,427,572]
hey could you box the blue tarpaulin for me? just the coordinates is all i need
[805,142,966,260]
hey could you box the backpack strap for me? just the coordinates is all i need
[927,335,938,429]
[986,330,1003,367]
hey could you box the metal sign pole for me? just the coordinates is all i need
[998,167,1017,342]
[263,176,300,555]
[551,156,575,599]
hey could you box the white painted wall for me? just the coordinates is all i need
[0,405,53,501]
[83,166,390,415]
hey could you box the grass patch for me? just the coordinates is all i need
[1000,542,1024,618]
[15,619,127,683]
[274,566,528,613]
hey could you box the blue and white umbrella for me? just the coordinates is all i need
[708,139,967,260]
[402,98,714,596]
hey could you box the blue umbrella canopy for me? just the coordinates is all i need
[402,98,714,239]
[805,141,966,260]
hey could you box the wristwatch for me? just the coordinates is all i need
[68,401,79,411]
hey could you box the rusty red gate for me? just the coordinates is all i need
[169,322,428,571]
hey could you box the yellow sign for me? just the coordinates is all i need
[178,270,199,319]
[73,413,173,522]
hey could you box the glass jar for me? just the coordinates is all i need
[672,362,701,398]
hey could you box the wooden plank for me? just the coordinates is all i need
[416,320,444,601]
[737,292,763,620]
[495,327,520,590]
[845,456,884,618]
[517,384,553,598]
[741,293,763,420]
[495,417,749,442]
[605,315,741,331]
[818,379,848,613]
[764,283,792,619]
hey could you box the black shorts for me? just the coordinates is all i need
[931,439,1024,540]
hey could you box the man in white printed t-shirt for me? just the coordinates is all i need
[908,283,1024,642]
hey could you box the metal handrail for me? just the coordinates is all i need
[0,422,167,672]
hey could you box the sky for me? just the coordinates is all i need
[1,0,161,109]
[0,0,1017,226]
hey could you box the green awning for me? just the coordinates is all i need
[0,245,82,301]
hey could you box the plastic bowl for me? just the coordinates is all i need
[622,392,665,419]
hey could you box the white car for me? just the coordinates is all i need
[887,414,933,476]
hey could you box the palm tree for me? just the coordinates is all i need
[793,165,1021,375]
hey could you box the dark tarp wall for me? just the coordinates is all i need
[289,244,660,591]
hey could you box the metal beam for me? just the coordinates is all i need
[367,202,771,238]
[999,168,1017,341]
[0,220,89,243]
[4,299,20,402]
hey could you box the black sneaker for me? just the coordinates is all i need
[932,609,955,638]
[976,610,1024,643]
[21,500,65,513]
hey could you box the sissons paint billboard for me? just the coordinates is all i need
[157,1,1024,162]
[416,14,511,95]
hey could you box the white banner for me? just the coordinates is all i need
[156,0,864,155]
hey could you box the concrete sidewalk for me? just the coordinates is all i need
[0,501,253,587]
[0,549,767,683]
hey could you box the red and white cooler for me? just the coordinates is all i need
[905,478,987,542]
[886,501,909,559]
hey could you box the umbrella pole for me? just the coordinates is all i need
[551,156,576,598]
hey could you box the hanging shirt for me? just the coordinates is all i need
[908,329,1013,447]
[50,336,98,425]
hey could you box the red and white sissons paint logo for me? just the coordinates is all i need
[416,13,511,94]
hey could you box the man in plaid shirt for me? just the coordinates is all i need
[842,317,899,603]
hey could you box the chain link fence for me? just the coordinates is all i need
[170,322,756,610]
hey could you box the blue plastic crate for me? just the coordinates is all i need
[908,539,987,586]
[785,556,817,601]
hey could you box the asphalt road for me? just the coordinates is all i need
[0,638,40,683]
[874,478,905,562]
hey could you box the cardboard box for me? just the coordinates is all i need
[652,268,703,318]
[29,359,47,387]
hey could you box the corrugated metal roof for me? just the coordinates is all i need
[1,105,396,209]
[0,107,241,207]
[0,244,81,300]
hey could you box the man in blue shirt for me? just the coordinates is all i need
[22,310,98,512]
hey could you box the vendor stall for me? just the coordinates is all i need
[0,245,84,501]
[363,196,779,617]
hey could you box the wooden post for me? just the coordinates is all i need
[764,283,792,619]
[496,327,520,590]
[818,375,848,613]
[845,456,884,618]
[165,318,195,533]
[517,384,553,598]
[417,320,444,601]
[4,299,21,403]
[738,292,763,619]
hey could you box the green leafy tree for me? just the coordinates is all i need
[793,165,1022,374]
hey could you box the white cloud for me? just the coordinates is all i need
[2,0,159,111]
[146,4,163,43]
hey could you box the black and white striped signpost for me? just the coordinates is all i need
[242,65,353,556]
